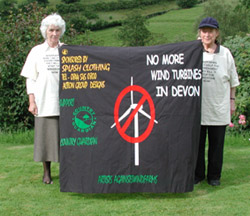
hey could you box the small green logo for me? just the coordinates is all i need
[72,106,96,133]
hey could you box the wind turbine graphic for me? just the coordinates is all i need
[111,77,158,166]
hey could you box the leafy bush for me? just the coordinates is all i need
[227,114,248,135]
[224,35,250,131]
[61,0,80,3]
[68,15,90,32]
[0,2,48,132]
[74,0,170,12]
[83,9,99,20]
[117,11,152,46]
[56,2,85,14]
[67,30,100,46]
[240,0,249,8]
[68,14,121,33]
[0,0,18,20]
[27,0,49,6]
[176,0,198,8]
[224,36,250,81]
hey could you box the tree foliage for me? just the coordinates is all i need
[0,2,48,132]
[240,0,250,8]
[0,0,18,20]
[91,0,170,11]
[61,0,80,3]
[117,11,152,46]
[26,0,49,6]
[224,35,250,128]
[176,0,198,8]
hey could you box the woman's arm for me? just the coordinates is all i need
[230,87,236,115]
[28,94,38,116]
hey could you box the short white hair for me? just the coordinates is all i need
[40,13,66,39]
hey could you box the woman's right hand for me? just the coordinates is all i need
[28,102,38,116]
[28,94,38,116]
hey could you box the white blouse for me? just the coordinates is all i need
[201,45,240,125]
[21,41,61,117]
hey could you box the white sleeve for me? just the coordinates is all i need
[20,47,39,80]
[26,78,36,95]
[228,50,240,88]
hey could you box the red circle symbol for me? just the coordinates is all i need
[114,85,156,143]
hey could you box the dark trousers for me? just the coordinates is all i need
[195,125,226,181]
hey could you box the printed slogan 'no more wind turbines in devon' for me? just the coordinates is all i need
[111,77,158,166]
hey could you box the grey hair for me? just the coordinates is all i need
[40,13,66,39]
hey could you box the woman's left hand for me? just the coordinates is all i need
[230,99,236,115]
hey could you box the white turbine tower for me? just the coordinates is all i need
[111,77,158,166]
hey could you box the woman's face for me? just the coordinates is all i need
[46,24,61,47]
[199,27,219,46]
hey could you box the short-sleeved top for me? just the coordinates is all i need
[201,45,240,125]
[21,41,61,117]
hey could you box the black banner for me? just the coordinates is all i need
[59,40,203,193]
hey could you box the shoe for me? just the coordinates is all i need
[208,179,220,186]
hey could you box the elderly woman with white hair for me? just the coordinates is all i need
[21,13,66,184]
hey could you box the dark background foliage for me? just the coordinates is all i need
[176,0,198,8]
[0,3,47,131]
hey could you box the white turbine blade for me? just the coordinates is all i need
[117,107,132,122]
[131,90,134,105]
[139,109,158,124]
[110,107,132,128]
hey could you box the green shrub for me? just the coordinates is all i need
[91,0,170,12]
[61,0,80,3]
[224,35,250,131]
[67,30,100,46]
[0,0,18,20]
[0,2,48,132]
[240,0,249,8]
[224,35,250,81]
[27,0,49,6]
[117,11,152,46]
[56,2,85,14]
[83,9,99,20]
[68,14,121,33]
[57,0,169,14]
[176,0,198,8]
[68,15,90,32]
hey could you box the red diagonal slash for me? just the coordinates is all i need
[121,95,147,133]
[114,85,156,143]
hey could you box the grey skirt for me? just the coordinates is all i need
[34,116,60,162]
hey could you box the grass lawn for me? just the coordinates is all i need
[0,131,249,215]
[147,5,203,44]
